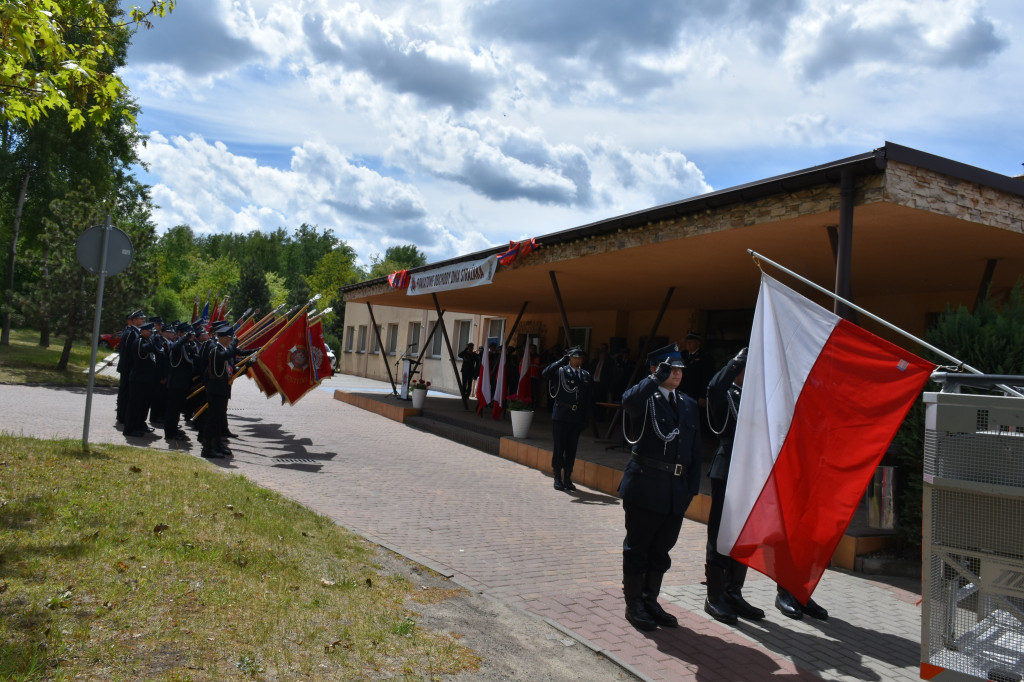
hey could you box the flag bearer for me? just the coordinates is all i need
[201,324,256,459]
[619,343,700,631]
[705,347,828,622]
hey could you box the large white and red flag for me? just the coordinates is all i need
[475,345,492,415]
[516,340,533,404]
[492,344,507,420]
[719,274,934,603]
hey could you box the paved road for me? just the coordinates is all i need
[0,375,923,681]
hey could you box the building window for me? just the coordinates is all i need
[386,323,398,355]
[357,325,367,353]
[370,325,381,354]
[345,326,354,352]
[455,319,471,352]
[486,318,505,347]
[429,321,444,358]
[408,322,421,356]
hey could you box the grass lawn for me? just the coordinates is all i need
[0,329,118,387]
[0,435,479,680]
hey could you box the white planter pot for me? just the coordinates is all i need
[411,388,427,409]
[510,410,534,438]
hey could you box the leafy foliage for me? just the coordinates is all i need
[0,0,175,130]
[368,244,427,279]
[891,285,1024,557]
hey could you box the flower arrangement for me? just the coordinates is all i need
[410,379,431,391]
[507,394,533,411]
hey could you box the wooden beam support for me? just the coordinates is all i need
[549,271,574,347]
[432,294,469,409]
[366,302,398,395]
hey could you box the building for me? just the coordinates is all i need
[340,142,1024,397]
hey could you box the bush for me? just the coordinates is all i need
[891,284,1024,558]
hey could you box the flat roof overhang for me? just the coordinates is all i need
[343,143,1024,315]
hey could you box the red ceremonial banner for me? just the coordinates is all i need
[238,316,287,350]
[247,363,279,398]
[256,315,318,405]
[308,320,334,382]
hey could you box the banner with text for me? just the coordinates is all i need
[407,256,497,296]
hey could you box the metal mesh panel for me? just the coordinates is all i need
[923,392,1024,681]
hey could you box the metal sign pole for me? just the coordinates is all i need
[82,215,112,450]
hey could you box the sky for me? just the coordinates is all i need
[121,0,1024,266]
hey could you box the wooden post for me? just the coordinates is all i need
[432,294,469,409]
[367,302,398,395]
[549,271,574,347]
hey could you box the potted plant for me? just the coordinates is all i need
[410,379,430,409]
[507,394,534,438]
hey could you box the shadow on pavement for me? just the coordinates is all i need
[645,623,819,681]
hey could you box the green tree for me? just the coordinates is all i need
[891,286,1024,557]
[1,0,174,130]
[232,259,271,317]
[265,272,288,308]
[2,0,156,345]
[14,179,157,369]
[367,244,427,279]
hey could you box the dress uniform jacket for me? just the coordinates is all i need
[116,326,138,374]
[168,336,196,390]
[706,354,745,481]
[207,341,256,398]
[128,334,158,383]
[542,360,592,425]
[620,375,701,517]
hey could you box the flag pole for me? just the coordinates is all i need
[748,249,1024,398]
[228,294,320,383]
[193,297,321,412]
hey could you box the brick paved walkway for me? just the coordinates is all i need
[0,375,923,681]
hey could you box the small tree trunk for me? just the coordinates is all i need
[2,167,31,346]
[57,338,74,372]
[40,324,51,348]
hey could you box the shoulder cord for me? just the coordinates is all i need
[136,336,151,361]
[209,345,228,378]
[622,392,679,445]
[707,385,740,436]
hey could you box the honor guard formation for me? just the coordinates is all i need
[112,301,333,459]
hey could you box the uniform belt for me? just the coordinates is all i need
[631,454,685,476]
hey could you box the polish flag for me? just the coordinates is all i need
[492,344,508,420]
[475,345,492,415]
[718,274,934,603]
[516,341,533,403]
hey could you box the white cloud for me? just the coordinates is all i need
[121,0,1022,265]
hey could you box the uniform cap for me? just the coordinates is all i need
[127,309,145,320]
[685,331,702,342]
[565,345,584,357]
[647,343,685,368]
[139,321,156,331]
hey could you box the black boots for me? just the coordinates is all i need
[775,587,804,619]
[200,439,224,459]
[704,564,738,624]
[777,587,829,620]
[553,469,565,490]
[623,574,658,630]
[642,573,678,627]
[562,470,577,491]
[724,561,764,620]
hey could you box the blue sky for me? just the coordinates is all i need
[121,0,1023,265]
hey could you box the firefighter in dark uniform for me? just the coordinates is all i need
[164,323,196,441]
[148,317,170,428]
[124,321,158,437]
[115,310,144,426]
[541,345,592,491]
[619,343,701,630]
[705,347,829,622]
[202,324,257,459]
[191,324,218,441]
[704,347,763,624]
